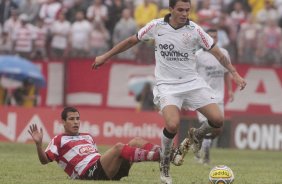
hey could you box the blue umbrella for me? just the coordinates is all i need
[0,55,46,87]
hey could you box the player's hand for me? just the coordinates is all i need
[233,74,247,90]
[228,91,234,102]
[92,55,107,70]
[28,124,43,145]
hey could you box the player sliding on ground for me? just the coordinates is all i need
[29,107,161,180]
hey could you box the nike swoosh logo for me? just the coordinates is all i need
[158,33,165,36]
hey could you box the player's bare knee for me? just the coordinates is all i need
[128,137,143,146]
[166,123,179,133]
[166,118,180,133]
[211,127,223,138]
[209,115,224,128]
[113,142,125,152]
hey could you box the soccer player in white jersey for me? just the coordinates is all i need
[92,0,246,183]
[183,29,234,165]
[29,107,161,180]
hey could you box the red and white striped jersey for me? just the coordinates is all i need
[45,133,101,179]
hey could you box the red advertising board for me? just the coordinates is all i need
[33,60,282,115]
[0,107,164,145]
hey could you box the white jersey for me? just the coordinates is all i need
[137,14,214,86]
[196,48,230,102]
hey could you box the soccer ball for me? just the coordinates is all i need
[209,165,234,184]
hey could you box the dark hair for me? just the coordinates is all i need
[61,107,79,121]
[169,0,191,8]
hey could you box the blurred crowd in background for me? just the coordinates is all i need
[0,0,282,66]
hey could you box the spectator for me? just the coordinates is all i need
[134,0,158,28]
[218,10,239,61]
[197,0,220,30]
[0,0,18,25]
[258,19,282,66]
[65,0,88,23]
[50,11,71,59]
[86,0,108,23]
[113,8,137,60]
[19,0,40,24]
[11,14,36,59]
[105,0,126,46]
[13,79,38,107]
[0,79,8,106]
[69,11,92,58]
[248,0,265,16]
[89,20,110,57]
[230,1,247,33]
[32,18,48,60]
[39,0,62,28]
[274,0,282,27]
[136,82,155,111]
[256,0,279,25]
[0,24,12,54]
[237,14,262,64]
[3,8,20,41]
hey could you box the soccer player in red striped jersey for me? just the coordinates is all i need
[28,106,160,180]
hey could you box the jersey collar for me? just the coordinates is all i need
[164,13,190,28]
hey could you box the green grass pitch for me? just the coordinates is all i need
[0,142,281,184]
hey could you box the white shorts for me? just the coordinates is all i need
[153,84,218,111]
[196,102,224,123]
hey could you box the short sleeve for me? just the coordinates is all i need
[137,20,157,41]
[195,26,214,50]
[45,137,59,161]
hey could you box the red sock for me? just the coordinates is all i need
[142,143,161,152]
[121,145,160,162]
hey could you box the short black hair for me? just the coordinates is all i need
[169,0,191,8]
[61,107,79,121]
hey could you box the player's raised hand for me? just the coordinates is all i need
[92,55,107,70]
[233,73,247,90]
[28,124,43,145]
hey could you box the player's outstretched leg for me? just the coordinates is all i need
[171,138,190,166]
[187,127,204,154]
[159,153,172,184]
[171,127,204,166]
[159,128,174,184]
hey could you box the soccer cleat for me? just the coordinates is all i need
[187,128,203,154]
[159,155,172,184]
[171,138,190,166]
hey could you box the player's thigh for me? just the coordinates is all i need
[196,110,207,123]
[162,105,181,132]
[197,103,223,124]
[99,143,124,177]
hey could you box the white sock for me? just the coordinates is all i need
[196,121,214,139]
[161,133,173,158]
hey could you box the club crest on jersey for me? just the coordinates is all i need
[79,145,96,155]
[182,32,192,44]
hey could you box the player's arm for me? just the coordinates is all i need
[224,72,234,102]
[28,124,50,164]
[208,45,246,90]
[92,35,139,69]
